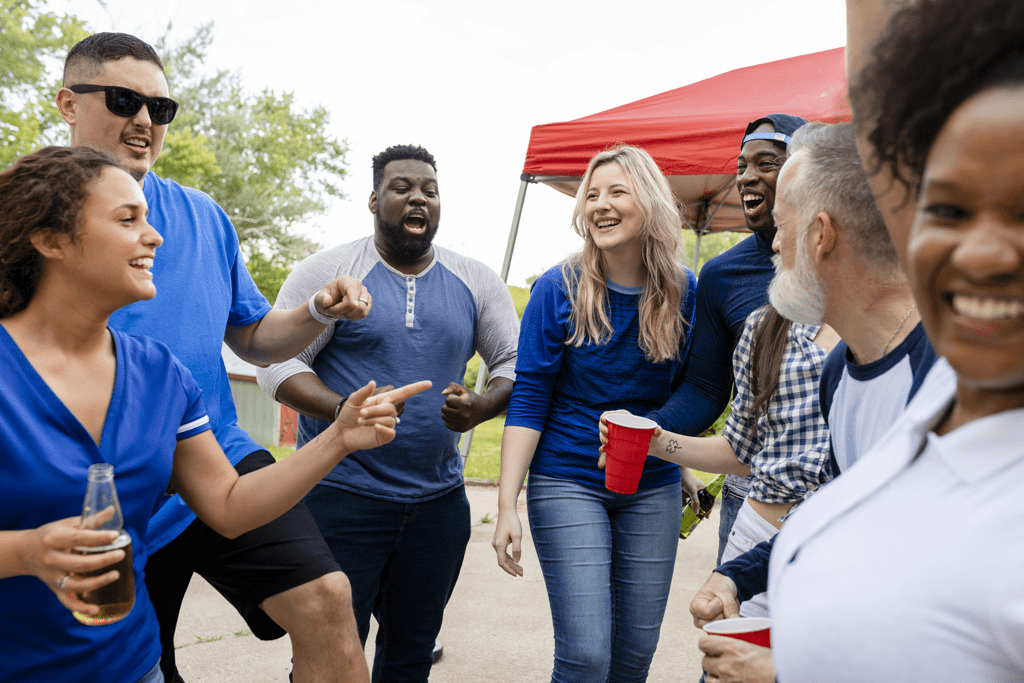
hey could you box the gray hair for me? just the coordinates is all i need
[784,122,900,273]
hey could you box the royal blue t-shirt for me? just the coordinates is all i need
[506,265,698,491]
[0,327,209,683]
[265,239,519,503]
[108,172,271,551]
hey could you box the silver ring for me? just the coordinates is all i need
[358,298,369,305]
[56,574,70,591]
[394,417,401,426]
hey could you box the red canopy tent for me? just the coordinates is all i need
[464,48,851,460]
[500,47,851,278]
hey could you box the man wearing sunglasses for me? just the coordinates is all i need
[56,32,371,683]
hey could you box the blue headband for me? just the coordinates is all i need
[741,131,793,147]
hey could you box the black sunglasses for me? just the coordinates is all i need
[69,84,179,125]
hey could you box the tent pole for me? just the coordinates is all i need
[500,176,531,281]
[692,230,703,273]
[461,176,532,468]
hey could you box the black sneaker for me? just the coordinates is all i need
[432,639,444,663]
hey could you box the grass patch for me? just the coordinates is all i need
[462,416,504,481]
[265,444,295,462]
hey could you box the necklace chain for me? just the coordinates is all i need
[881,303,917,357]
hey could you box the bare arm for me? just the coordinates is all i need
[597,413,751,476]
[274,371,344,423]
[224,276,370,367]
[492,425,541,577]
[171,380,430,539]
[650,431,752,476]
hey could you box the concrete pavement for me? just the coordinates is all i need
[172,482,720,682]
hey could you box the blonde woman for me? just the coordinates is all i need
[493,145,703,682]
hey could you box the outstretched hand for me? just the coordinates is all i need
[15,508,127,617]
[335,379,432,452]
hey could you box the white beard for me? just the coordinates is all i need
[769,244,826,326]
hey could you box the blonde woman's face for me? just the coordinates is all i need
[584,162,643,256]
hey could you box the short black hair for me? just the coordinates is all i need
[64,32,165,85]
[855,0,1024,194]
[371,145,437,193]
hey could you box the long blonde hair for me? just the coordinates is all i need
[562,145,688,363]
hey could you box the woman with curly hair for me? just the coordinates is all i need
[760,1,1024,681]
[0,146,427,683]
[492,144,703,682]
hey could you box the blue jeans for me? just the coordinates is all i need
[303,484,471,683]
[527,474,682,683]
[716,485,747,566]
[136,662,164,683]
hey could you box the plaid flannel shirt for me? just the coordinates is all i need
[721,308,832,504]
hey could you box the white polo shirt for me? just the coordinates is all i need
[769,359,1024,682]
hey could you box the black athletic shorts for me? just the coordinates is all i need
[145,450,340,642]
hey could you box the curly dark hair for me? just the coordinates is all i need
[0,146,127,318]
[371,144,437,193]
[854,0,1024,195]
[63,32,165,85]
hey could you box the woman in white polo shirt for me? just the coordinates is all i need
[765,1,1024,681]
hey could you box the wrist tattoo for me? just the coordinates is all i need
[665,439,680,454]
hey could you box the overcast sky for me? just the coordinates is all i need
[54,0,847,287]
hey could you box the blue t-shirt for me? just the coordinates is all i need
[108,172,272,551]
[266,237,520,503]
[506,265,698,491]
[0,327,210,683]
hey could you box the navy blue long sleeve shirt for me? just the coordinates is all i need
[647,232,776,435]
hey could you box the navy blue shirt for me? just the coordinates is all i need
[647,232,775,434]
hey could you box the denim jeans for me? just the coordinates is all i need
[716,485,747,566]
[136,662,164,683]
[303,484,471,683]
[527,474,682,683]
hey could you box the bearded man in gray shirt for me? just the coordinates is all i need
[257,144,519,682]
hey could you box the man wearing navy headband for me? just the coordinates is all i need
[647,113,808,564]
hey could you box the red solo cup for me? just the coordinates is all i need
[702,617,771,648]
[603,414,657,494]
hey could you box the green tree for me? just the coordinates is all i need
[0,0,88,168]
[682,229,750,274]
[152,24,349,299]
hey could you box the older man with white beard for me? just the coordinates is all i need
[692,121,938,683]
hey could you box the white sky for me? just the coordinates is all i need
[53,0,846,287]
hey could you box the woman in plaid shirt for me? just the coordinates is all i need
[601,304,838,618]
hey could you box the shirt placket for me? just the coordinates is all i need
[405,276,416,328]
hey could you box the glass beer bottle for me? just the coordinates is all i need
[72,463,135,625]
[680,473,726,539]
